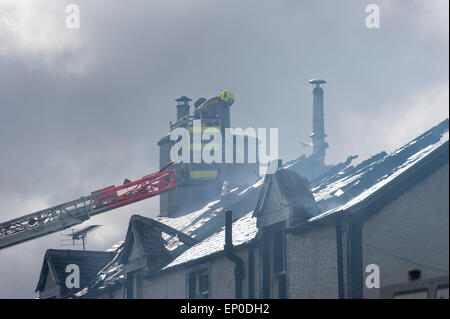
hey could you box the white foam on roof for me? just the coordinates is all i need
[313,172,363,202]
[238,177,264,195]
[310,132,449,222]
[164,211,257,269]
[156,178,263,252]
[158,199,221,231]
[105,240,125,252]
[157,199,222,250]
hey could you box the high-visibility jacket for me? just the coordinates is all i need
[195,96,230,131]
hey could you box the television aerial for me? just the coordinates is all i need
[61,225,101,251]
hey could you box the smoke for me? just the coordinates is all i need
[0,0,448,298]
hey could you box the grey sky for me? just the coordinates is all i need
[0,0,448,298]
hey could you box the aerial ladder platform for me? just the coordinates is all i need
[0,166,177,249]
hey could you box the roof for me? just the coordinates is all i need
[118,215,198,264]
[310,119,449,212]
[163,211,257,269]
[119,216,172,264]
[156,179,263,256]
[76,246,126,297]
[36,249,114,294]
[254,169,320,223]
[78,118,449,297]
[309,136,449,223]
[76,178,263,297]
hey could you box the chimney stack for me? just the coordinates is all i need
[175,95,192,121]
[309,79,328,165]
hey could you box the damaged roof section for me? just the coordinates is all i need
[76,245,125,297]
[310,131,449,222]
[254,169,321,228]
[119,215,198,265]
[76,180,263,297]
[77,119,449,298]
[310,119,449,211]
[156,180,263,256]
[164,211,257,270]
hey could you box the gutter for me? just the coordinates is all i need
[224,210,244,299]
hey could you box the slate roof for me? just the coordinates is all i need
[76,246,125,296]
[310,119,449,212]
[164,211,258,269]
[36,249,114,295]
[76,179,263,297]
[77,118,449,297]
[254,169,321,223]
[118,215,172,264]
[118,214,200,266]
[310,132,449,222]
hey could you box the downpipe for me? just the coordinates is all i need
[224,210,244,299]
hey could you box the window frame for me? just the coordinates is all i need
[186,263,212,299]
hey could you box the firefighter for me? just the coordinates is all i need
[194,90,234,130]
[194,97,207,114]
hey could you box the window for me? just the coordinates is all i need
[272,228,286,299]
[126,272,134,299]
[197,272,209,299]
[188,268,210,299]
[273,228,285,274]
[136,275,144,299]
[262,224,286,299]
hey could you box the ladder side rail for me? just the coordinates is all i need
[0,197,93,244]
[0,169,177,249]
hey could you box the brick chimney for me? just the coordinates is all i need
[175,96,191,121]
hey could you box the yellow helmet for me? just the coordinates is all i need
[219,90,235,106]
